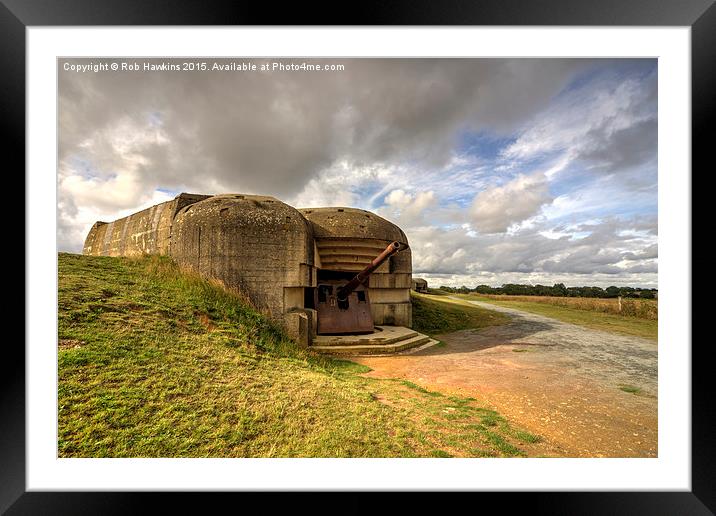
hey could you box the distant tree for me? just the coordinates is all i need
[474,285,494,294]
[586,286,606,298]
[502,284,523,295]
[531,284,547,296]
[620,286,637,298]
[552,283,568,296]
[443,281,652,298]
[605,286,620,298]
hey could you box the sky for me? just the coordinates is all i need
[58,58,657,288]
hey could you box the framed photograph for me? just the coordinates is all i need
[8,0,712,512]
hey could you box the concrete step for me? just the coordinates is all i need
[312,332,434,356]
[313,326,419,347]
[401,338,442,355]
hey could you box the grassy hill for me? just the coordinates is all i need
[58,253,539,458]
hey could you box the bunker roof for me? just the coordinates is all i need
[175,193,312,233]
[299,207,408,243]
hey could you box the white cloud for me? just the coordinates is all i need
[405,214,657,287]
[501,67,657,176]
[379,189,437,228]
[470,173,552,234]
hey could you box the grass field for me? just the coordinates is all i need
[58,253,539,458]
[470,294,657,320]
[460,294,658,341]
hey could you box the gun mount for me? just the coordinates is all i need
[314,241,405,334]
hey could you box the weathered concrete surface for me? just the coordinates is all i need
[351,299,658,457]
[83,193,209,256]
[170,194,316,335]
[411,278,428,292]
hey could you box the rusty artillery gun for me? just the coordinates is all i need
[314,241,404,334]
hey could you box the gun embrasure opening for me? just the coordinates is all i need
[335,241,403,301]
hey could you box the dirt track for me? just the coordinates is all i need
[352,298,658,457]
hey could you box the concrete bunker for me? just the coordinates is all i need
[412,278,428,293]
[84,193,435,353]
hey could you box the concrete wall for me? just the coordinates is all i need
[412,278,428,293]
[83,193,209,256]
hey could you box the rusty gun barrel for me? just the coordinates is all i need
[336,241,403,301]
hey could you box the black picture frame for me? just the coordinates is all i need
[5,0,712,513]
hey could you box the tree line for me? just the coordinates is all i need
[437,283,657,299]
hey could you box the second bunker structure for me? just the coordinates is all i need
[83,193,433,352]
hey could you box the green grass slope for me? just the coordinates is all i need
[58,253,541,458]
[411,292,510,336]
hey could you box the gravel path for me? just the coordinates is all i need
[351,298,658,457]
[455,298,658,396]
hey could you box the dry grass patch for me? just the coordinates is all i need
[473,294,657,320]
